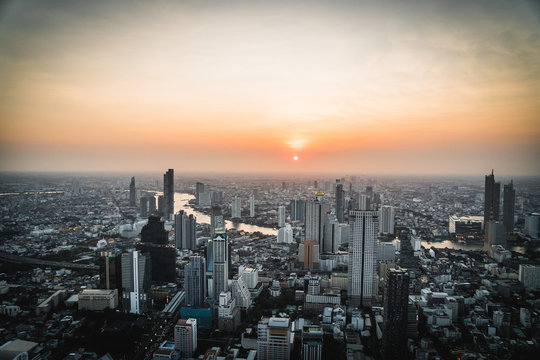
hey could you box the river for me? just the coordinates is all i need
[174,192,278,236]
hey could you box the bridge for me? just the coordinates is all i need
[0,251,99,271]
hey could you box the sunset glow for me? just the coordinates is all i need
[0,0,539,174]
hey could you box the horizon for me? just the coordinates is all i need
[1,0,539,175]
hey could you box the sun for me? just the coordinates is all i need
[293,156,299,161]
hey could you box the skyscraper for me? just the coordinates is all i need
[140,215,168,245]
[163,169,174,219]
[290,198,305,222]
[305,193,326,248]
[484,170,501,227]
[121,250,151,314]
[278,205,286,227]
[212,230,229,299]
[184,256,206,307]
[335,179,344,223]
[175,211,197,250]
[299,240,319,270]
[257,317,291,360]
[383,269,410,360]
[231,196,241,218]
[195,182,205,204]
[503,180,515,234]
[249,194,255,217]
[174,318,197,358]
[379,205,395,235]
[348,210,378,306]
[323,216,340,253]
[98,252,122,296]
[129,176,136,206]
[210,205,222,234]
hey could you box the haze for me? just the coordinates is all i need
[1,0,539,175]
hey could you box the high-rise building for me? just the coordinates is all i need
[135,242,176,283]
[121,251,151,314]
[290,198,305,222]
[335,179,344,223]
[358,194,370,211]
[196,182,205,205]
[278,224,294,244]
[524,213,540,239]
[484,170,501,227]
[239,266,258,289]
[324,216,340,253]
[249,194,255,217]
[518,264,540,290]
[140,197,149,217]
[157,195,164,215]
[231,197,241,219]
[174,318,197,358]
[379,205,395,235]
[503,180,515,234]
[141,215,168,245]
[213,231,229,299]
[175,211,197,250]
[148,195,157,214]
[383,269,410,360]
[278,205,286,227]
[184,256,206,307]
[129,177,136,206]
[98,252,122,296]
[163,169,174,219]
[299,240,319,270]
[210,205,222,234]
[257,317,291,360]
[348,211,378,306]
[302,325,323,360]
[305,193,326,248]
[231,275,252,309]
[484,220,507,251]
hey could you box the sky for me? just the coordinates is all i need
[0,0,539,175]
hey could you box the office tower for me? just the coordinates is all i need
[358,194,370,211]
[379,205,395,235]
[163,169,174,218]
[98,252,122,296]
[140,215,168,245]
[484,220,507,250]
[148,195,156,214]
[278,224,294,244]
[184,256,206,307]
[140,197,149,217]
[121,251,151,314]
[174,318,197,358]
[257,317,291,360]
[518,264,540,290]
[212,230,229,299]
[524,213,540,239]
[231,197,241,219]
[231,275,252,309]
[210,205,222,234]
[239,266,258,289]
[249,195,255,217]
[157,195,164,215]
[335,179,344,223]
[323,216,340,253]
[503,180,515,234]
[383,269,410,360]
[196,182,205,204]
[305,194,325,247]
[278,205,286,227]
[129,177,136,206]
[135,242,176,283]
[302,325,323,360]
[175,211,197,250]
[290,198,305,222]
[348,211,378,307]
[484,170,501,227]
[299,240,319,270]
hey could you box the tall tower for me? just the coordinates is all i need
[305,192,326,249]
[121,250,151,314]
[379,205,395,235]
[184,256,206,307]
[212,230,229,299]
[335,179,344,223]
[383,269,410,360]
[348,210,378,307]
[129,177,136,206]
[163,169,174,219]
[484,170,501,227]
[231,197,241,219]
[503,180,515,234]
[195,182,205,205]
[278,205,286,227]
[249,194,255,217]
[174,319,197,358]
[175,211,197,250]
[290,198,305,222]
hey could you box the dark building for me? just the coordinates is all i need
[157,195,164,215]
[129,177,136,206]
[196,182,205,204]
[140,197,149,217]
[141,215,168,245]
[335,179,344,223]
[135,242,176,283]
[175,210,197,250]
[163,169,174,218]
[184,256,206,307]
[148,196,157,214]
[210,205,222,235]
[503,180,515,234]
[98,252,122,295]
[484,170,501,227]
[290,198,305,222]
[383,268,410,360]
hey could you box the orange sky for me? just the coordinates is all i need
[1,0,539,175]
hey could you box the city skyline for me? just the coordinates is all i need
[1,0,539,175]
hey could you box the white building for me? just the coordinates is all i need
[218,291,236,317]
[239,266,259,289]
[249,195,255,217]
[379,205,394,234]
[278,224,294,244]
[213,232,229,299]
[518,264,540,289]
[78,289,118,311]
[524,213,539,239]
[231,197,241,219]
[231,276,252,309]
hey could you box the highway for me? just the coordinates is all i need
[0,251,99,271]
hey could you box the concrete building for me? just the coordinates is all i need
[163,169,174,219]
[278,224,293,244]
[239,266,258,289]
[278,205,286,227]
[302,325,323,360]
[231,197,241,219]
[129,176,136,206]
[249,194,255,217]
[299,240,319,270]
[174,318,197,358]
[524,213,540,239]
[348,211,378,307]
[231,276,251,309]
[484,170,500,227]
[184,256,206,308]
[257,317,291,360]
[175,210,197,250]
[335,179,344,223]
[383,269,410,360]
[78,289,118,311]
[379,205,395,235]
[213,231,229,299]
[518,264,540,289]
[121,250,151,314]
[503,180,515,234]
[448,215,484,235]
